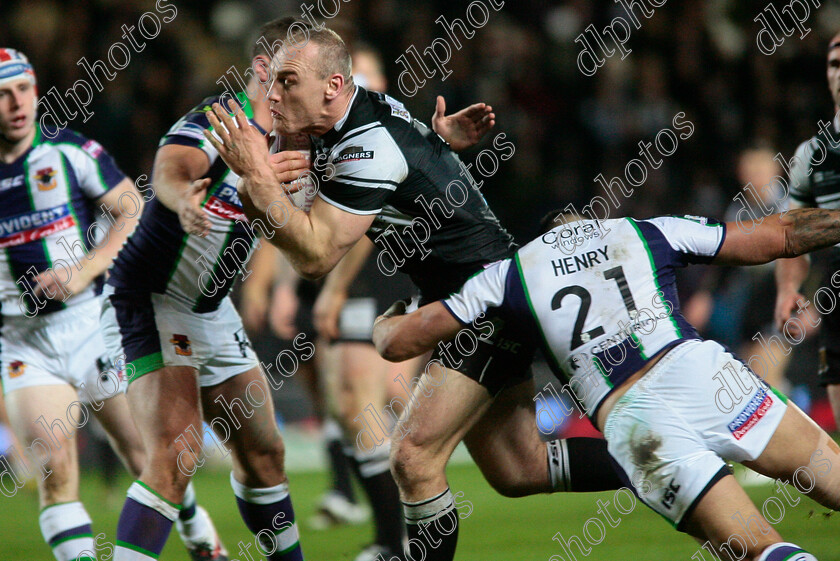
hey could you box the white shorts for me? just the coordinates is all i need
[0,297,126,403]
[100,286,258,387]
[603,339,788,529]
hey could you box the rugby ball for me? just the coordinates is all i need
[271,133,317,212]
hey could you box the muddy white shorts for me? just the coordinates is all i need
[603,339,788,529]
[100,286,258,388]
[0,297,126,403]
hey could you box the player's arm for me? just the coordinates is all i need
[374,259,508,361]
[373,300,462,362]
[774,198,812,331]
[206,101,380,279]
[716,208,840,265]
[35,179,143,298]
[152,144,213,236]
[313,237,375,341]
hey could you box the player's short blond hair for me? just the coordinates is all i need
[289,25,352,80]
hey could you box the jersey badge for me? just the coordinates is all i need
[34,167,57,191]
[334,145,374,163]
[82,139,103,159]
[170,334,193,357]
[8,361,25,378]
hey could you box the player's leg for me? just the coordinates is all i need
[390,365,494,561]
[113,366,203,561]
[94,389,227,560]
[464,378,624,497]
[201,366,303,561]
[5,384,95,561]
[742,401,840,511]
[332,341,414,558]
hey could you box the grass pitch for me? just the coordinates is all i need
[0,462,837,560]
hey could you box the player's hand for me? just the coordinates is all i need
[178,178,211,237]
[204,99,271,178]
[313,287,347,342]
[269,283,299,340]
[31,267,93,301]
[268,150,311,191]
[375,299,408,325]
[431,96,495,152]
[774,289,808,338]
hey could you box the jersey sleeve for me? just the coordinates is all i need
[642,215,726,266]
[160,96,224,164]
[788,139,816,207]
[58,131,127,199]
[442,260,511,324]
[317,126,409,215]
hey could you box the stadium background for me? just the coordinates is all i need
[2,0,840,559]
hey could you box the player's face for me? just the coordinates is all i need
[828,36,840,110]
[0,77,36,144]
[268,43,329,135]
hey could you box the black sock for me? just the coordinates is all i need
[324,420,356,502]
[548,437,625,492]
[403,488,459,561]
[348,444,404,553]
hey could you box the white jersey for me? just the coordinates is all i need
[0,125,126,317]
[443,216,726,418]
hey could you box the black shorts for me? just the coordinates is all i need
[819,296,840,385]
[429,307,537,396]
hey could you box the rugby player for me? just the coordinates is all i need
[373,209,840,561]
[0,49,227,561]
[206,23,625,561]
[101,17,498,561]
[774,32,840,428]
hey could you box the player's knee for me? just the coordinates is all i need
[390,435,439,489]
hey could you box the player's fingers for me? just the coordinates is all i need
[462,103,487,121]
[210,103,234,142]
[230,98,250,130]
[202,128,224,153]
[434,95,446,119]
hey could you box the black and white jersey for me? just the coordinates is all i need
[789,116,840,215]
[311,86,517,301]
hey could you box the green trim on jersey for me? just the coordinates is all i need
[44,141,110,193]
[630,332,648,361]
[769,386,789,404]
[593,357,613,388]
[39,500,78,513]
[21,157,61,311]
[59,152,85,244]
[514,253,565,374]
[626,219,682,337]
[127,352,165,383]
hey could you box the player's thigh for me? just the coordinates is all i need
[201,366,283,459]
[125,365,202,452]
[391,363,493,475]
[743,402,840,510]
[463,378,547,496]
[682,474,781,556]
[5,384,80,499]
[336,343,389,416]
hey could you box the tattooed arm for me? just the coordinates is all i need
[715,208,840,265]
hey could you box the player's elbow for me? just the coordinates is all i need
[296,260,330,281]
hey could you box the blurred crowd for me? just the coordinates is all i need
[3,0,840,424]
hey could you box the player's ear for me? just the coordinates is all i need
[252,55,271,85]
[324,73,345,100]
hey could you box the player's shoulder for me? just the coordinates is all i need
[38,126,108,160]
